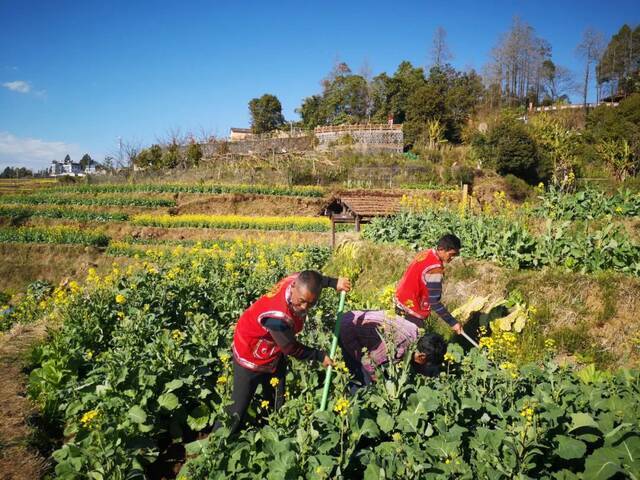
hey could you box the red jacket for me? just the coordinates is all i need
[394,248,444,320]
[232,274,305,373]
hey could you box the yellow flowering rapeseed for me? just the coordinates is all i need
[334,361,349,374]
[269,377,280,388]
[499,361,518,379]
[519,401,537,425]
[115,294,126,304]
[171,329,186,342]
[217,376,228,385]
[544,338,556,353]
[68,281,80,294]
[53,287,67,306]
[443,352,457,363]
[80,409,99,427]
[130,213,331,232]
[333,397,350,416]
[260,400,270,409]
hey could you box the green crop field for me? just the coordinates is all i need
[0,180,639,479]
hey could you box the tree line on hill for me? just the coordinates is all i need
[247,20,638,142]
[43,18,638,188]
[242,19,640,188]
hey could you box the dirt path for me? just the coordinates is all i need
[0,322,49,479]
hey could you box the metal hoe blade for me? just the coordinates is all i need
[461,330,480,348]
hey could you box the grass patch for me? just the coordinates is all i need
[448,260,478,282]
[595,272,618,325]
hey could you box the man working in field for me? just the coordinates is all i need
[395,233,463,334]
[227,270,350,433]
[339,310,447,393]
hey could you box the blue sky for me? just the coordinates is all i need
[1,0,638,171]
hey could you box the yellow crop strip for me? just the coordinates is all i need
[130,214,331,231]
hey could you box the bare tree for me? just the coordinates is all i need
[158,127,185,147]
[488,17,550,106]
[122,139,141,169]
[196,126,217,144]
[541,60,578,102]
[431,26,453,67]
[576,27,605,108]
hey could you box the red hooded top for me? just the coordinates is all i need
[394,248,444,320]
[232,274,305,373]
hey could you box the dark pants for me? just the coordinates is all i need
[395,305,425,328]
[338,337,373,396]
[226,357,287,434]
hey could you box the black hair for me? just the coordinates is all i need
[416,332,447,366]
[296,270,323,296]
[437,234,461,252]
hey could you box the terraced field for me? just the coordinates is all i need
[1,179,639,480]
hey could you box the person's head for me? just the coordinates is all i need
[436,234,461,264]
[412,332,447,377]
[290,270,322,316]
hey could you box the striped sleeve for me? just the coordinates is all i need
[422,267,457,327]
[262,318,325,362]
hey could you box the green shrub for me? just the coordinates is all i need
[503,174,533,201]
[363,210,640,275]
[490,121,541,183]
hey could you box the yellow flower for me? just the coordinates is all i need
[499,361,518,379]
[80,409,99,427]
[333,397,350,416]
[334,361,349,373]
[392,432,402,442]
[219,353,230,363]
[115,294,126,304]
[443,352,456,363]
[260,400,270,409]
[68,281,80,294]
[171,329,185,342]
[217,376,228,385]
[84,350,94,360]
[270,377,280,388]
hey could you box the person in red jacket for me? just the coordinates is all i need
[395,234,463,334]
[227,270,350,433]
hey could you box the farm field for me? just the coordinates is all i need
[0,179,639,479]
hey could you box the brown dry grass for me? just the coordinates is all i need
[0,321,48,479]
[446,259,640,368]
[324,242,640,369]
[0,243,132,294]
[174,193,326,216]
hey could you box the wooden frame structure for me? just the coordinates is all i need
[321,195,401,248]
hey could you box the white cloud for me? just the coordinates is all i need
[2,80,31,93]
[0,131,82,171]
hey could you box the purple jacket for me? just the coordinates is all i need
[340,310,419,375]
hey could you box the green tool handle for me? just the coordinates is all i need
[319,291,346,411]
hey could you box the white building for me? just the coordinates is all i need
[48,157,102,177]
